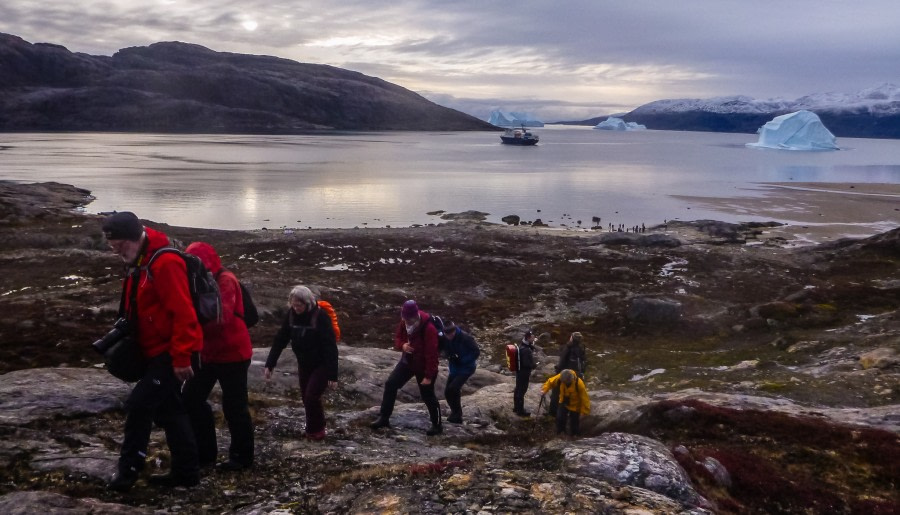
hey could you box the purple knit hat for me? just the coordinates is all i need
[401,300,419,319]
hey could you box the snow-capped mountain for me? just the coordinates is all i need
[632,84,900,116]
[622,84,900,138]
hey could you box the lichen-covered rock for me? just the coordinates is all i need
[0,491,145,514]
[0,367,130,425]
[859,347,899,370]
[557,432,711,509]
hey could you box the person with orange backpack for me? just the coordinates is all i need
[264,286,339,440]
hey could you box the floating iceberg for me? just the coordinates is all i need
[488,110,544,127]
[593,116,646,131]
[747,110,838,150]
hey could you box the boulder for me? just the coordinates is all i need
[440,210,489,222]
[0,367,130,425]
[556,432,710,509]
[859,347,899,370]
[627,297,683,324]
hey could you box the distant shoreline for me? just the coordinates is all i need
[672,182,900,244]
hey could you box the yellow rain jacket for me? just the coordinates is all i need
[541,373,590,415]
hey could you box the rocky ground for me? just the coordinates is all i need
[0,181,897,514]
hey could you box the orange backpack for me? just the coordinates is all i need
[317,300,341,341]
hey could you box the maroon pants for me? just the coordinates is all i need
[298,365,330,434]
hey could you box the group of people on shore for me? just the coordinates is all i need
[98,211,590,493]
[100,211,339,492]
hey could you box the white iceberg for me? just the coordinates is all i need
[488,110,544,127]
[747,110,838,150]
[593,116,646,131]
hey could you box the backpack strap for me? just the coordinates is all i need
[142,247,182,280]
[215,268,245,319]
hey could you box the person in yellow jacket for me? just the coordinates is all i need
[541,369,590,436]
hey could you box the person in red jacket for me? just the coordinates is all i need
[369,300,442,436]
[183,242,254,471]
[101,212,202,491]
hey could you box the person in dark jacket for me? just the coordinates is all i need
[548,331,587,417]
[182,242,254,471]
[102,212,202,491]
[264,285,338,440]
[370,300,443,435]
[513,329,537,417]
[441,321,480,424]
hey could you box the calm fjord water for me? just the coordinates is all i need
[2,127,899,230]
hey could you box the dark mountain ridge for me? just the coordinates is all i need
[0,33,495,132]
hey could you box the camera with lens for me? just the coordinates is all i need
[92,317,131,355]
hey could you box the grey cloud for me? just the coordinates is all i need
[2,0,899,120]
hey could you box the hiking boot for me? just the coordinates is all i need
[446,413,463,424]
[514,409,531,417]
[107,470,138,492]
[306,430,326,441]
[148,472,200,488]
[426,423,443,436]
[369,417,390,430]
[216,460,251,472]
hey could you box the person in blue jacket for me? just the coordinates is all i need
[441,321,480,424]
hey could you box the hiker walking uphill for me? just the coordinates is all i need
[370,300,443,436]
[441,321,480,424]
[264,286,339,440]
[182,242,254,471]
[512,330,538,417]
[548,332,587,417]
[100,212,202,492]
[541,369,590,436]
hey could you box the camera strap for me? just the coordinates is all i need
[117,264,141,324]
[117,238,149,323]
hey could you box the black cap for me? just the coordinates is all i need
[524,330,534,338]
[102,211,143,241]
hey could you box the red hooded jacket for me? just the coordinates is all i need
[394,310,439,379]
[185,242,253,363]
[122,227,203,368]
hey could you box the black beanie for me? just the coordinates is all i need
[102,212,143,241]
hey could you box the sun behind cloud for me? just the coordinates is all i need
[242,20,258,31]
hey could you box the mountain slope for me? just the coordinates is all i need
[623,85,900,138]
[557,85,900,139]
[0,33,495,132]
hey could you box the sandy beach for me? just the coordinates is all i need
[675,182,900,245]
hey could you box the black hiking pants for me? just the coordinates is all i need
[378,362,441,425]
[513,367,533,413]
[444,372,471,417]
[183,359,254,467]
[119,353,199,478]
[556,405,581,435]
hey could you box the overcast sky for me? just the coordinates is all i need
[3,1,899,121]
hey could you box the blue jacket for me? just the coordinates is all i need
[445,328,480,376]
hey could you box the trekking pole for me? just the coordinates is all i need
[532,393,547,435]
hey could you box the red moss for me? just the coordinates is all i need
[406,458,468,477]
[640,400,900,514]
